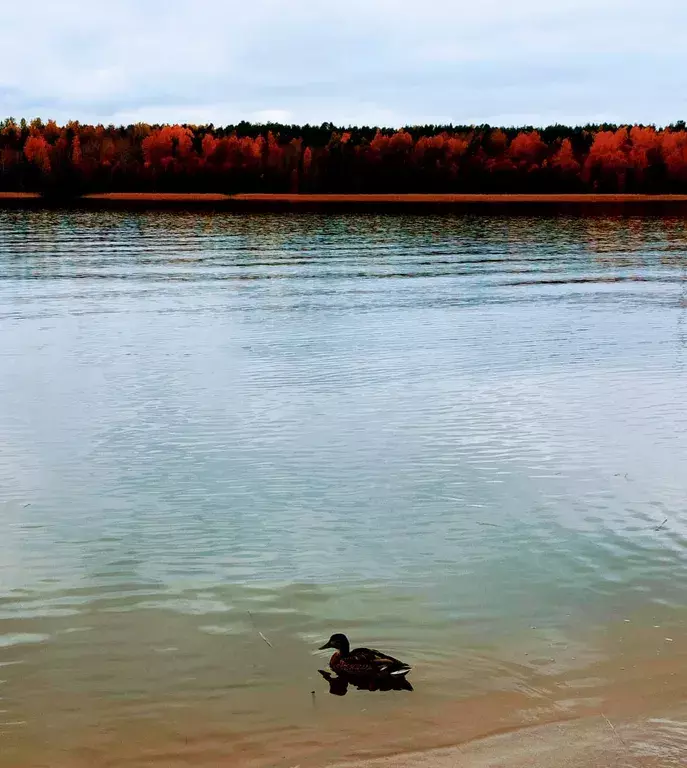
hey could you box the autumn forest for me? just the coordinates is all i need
[3,118,687,196]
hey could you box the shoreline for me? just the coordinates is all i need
[323,641,687,768]
[332,706,687,768]
[4,191,687,211]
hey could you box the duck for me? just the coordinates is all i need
[319,633,412,678]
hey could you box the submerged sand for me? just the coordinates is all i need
[335,708,687,768]
[324,632,687,768]
[0,603,684,767]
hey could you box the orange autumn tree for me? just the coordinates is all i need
[583,129,629,191]
[0,119,22,179]
[71,135,82,167]
[412,132,471,189]
[507,130,548,191]
[509,130,547,169]
[661,130,687,186]
[6,118,687,194]
[142,125,195,171]
[364,130,415,191]
[300,146,314,191]
[483,129,516,188]
[201,133,219,164]
[200,133,266,191]
[23,134,52,174]
[626,126,661,189]
[550,138,580,174]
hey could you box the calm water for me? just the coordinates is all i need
[0,210,686,766]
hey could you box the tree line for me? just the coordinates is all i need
[2,118,687,195]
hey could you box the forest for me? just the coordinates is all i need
[2,118,687,196]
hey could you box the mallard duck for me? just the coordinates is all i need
[319,633,412,678]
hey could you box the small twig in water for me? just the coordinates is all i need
[247,610,273,648]
[601,713,637,766]
[476,521,502,528]
[654,518,668,531]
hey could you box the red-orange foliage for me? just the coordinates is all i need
[100,137,116,167]
[142,125,194,170]
[303,146,313,175]
[1,147,17,170]
[661,130,687,182]
[627,126,661,181]
[265,131,283,169]
[71,136,82,167]
[414,132,469,162]
[43,120,61,144]
[369,130,413,158]
[5,118,687,195]
[201,134,219,162]
[24,135,52,173]
[549,139,580,175]
[388,130,413,153]
[509,131,546,168]
[412,132,470,185]
[584,129,629,189]
[488,129,509,155]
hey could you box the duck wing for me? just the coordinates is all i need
[348,647,412,676]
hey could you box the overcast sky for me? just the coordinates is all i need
[1,0,686,128]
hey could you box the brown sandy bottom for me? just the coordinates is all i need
[336,708,687,768]
[322,645,687,768]
[3,641,685,768]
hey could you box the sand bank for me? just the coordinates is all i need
[0,191,41,198]
[4,191,687,209]
[334,708,686,768]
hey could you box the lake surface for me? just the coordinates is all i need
[0,210,686,767]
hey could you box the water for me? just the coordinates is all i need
[0,210,686,766]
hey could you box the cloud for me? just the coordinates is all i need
[0,0,685,127]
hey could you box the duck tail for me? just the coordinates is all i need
[390,665,412,677]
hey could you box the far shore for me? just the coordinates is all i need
[4,191,687,211]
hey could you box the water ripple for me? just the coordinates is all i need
[1,210,686,764]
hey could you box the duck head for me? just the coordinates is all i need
[319,633,350,655]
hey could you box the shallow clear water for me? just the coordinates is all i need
[0,210,686,766]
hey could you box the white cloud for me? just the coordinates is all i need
[0,0,686,127]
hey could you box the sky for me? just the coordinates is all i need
[1,0,686,128]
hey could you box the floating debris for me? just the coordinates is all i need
[247,611,273,648]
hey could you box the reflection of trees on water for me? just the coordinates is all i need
[318,669,413,696]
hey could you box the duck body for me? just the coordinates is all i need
[320,633,411,679]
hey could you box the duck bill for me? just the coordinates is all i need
[319,642,332,650]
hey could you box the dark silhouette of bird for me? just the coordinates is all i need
[319,633,412,679]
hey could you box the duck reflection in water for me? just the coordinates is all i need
[318,669,414,696]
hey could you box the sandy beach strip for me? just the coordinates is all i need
[4,191,687,207]
[229,192,687,204]
[333,707,687,768]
